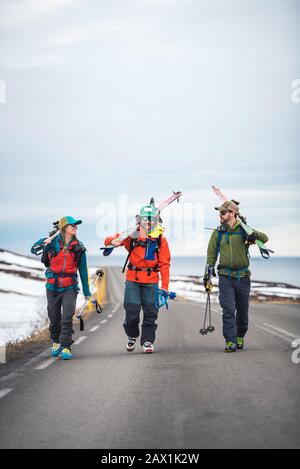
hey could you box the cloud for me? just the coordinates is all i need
[0,0,299,256]
[0,0,77,29]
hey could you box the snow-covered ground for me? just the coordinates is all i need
[0,249,47,346]
[0,249,88,346]
[169,276,300,304]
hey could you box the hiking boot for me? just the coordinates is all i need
[237,337,244,350]
[224,341,237,353]
[51,342,62,357]
[143,342,154,354]
[126,337,136,352]
[61,348,72,360]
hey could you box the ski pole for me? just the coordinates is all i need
[76,269,104,331]
[199,274,215,336]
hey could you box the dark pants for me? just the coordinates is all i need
[46,288,77,348]
[218,275,251,342]
[123,281,159,345]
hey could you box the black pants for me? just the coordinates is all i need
[46,288,77,348]
[218,275,251,342]
[123,281,159,345]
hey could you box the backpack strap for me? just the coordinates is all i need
[122,234,162,274]
[69,240,86,266]
[216,226,249,257]
[122,240,133,274]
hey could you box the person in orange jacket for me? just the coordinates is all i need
[104,204,171,354]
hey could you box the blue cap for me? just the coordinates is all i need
[58,216,82,231]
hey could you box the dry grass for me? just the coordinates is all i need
[4,302,104,364]
[250,297,300,304]
[5,327,50,363]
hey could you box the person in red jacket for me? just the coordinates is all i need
[31,216,91,360]
[105,204,171,354]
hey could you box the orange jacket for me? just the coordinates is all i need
[105,231,171,290]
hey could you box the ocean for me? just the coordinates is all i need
[88,255,300,287]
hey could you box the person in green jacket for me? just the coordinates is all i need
[206,200,268,352]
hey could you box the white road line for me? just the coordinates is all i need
[74,336,87,345]
[254,324,291,343]
[89,326,100,332]
[212,308,222,315]
[36,357,58,370]
[262,323,298,339]
[112,302,121,314]
[100,319,108,324]
[0,388,13,400]
[107,314,113,318]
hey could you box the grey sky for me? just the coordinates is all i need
[0,0,299,256]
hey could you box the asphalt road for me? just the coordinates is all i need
[0,267,299,449]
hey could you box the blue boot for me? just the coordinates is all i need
[51,343,62,357]
[61,348,72,360]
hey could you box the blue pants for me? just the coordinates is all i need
[123,281,159,345]
[218,275,251,342]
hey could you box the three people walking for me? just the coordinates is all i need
[31,193,270,358]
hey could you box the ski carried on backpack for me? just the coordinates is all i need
[212,185,274,259]
[31,221,61,256]
[100,191,182,256]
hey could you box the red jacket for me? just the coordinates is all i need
[105,231,171,291]
[47,238,79,290]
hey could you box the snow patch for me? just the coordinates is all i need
[169,275,300,303]
[0,250,43,270]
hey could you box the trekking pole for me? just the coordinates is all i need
[76,269,104,331]
[199,273,215,336]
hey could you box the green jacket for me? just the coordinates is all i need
[206,222,268,279]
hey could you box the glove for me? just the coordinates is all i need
[204,265,215,292]
[204,264,216,278]
[246,233,257,245]
[160,290,169,303]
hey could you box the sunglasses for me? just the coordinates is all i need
[70,224,78,228]
[141,217,156,222]
[220,210,232,216]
